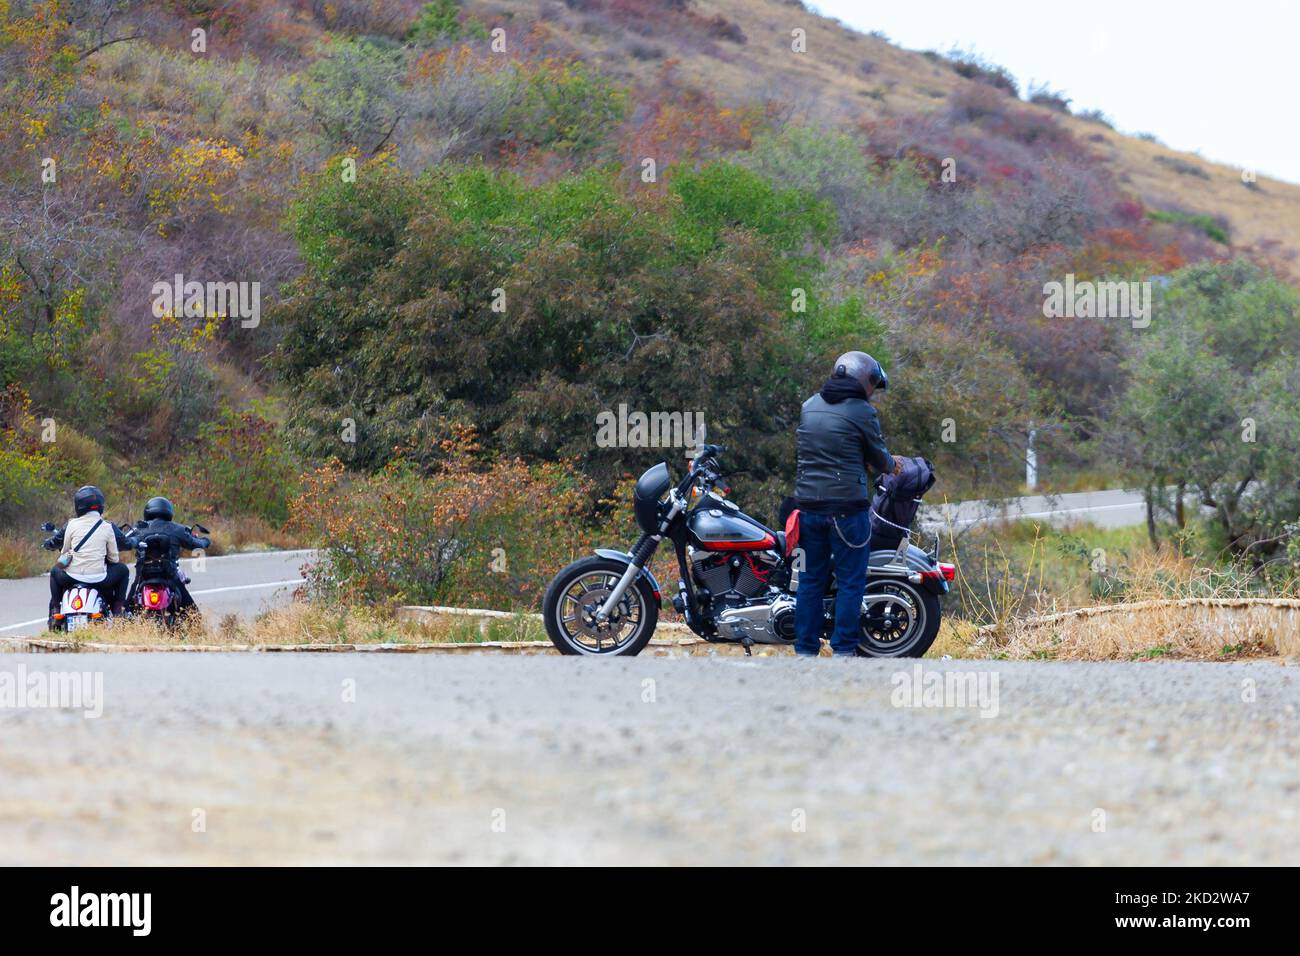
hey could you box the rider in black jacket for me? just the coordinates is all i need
[128,497,211,611]
[792,352,903,657]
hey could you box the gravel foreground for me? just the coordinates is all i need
[1,654,1296,865]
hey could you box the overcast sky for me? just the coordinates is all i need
[809,0,1299,185]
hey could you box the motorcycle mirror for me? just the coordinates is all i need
[40,522,55,533]
[193,524,210,535]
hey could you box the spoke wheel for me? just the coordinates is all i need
[544,557,659,656]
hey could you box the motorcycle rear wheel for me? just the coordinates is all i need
[543,556,659,656]
[856,579,941,658]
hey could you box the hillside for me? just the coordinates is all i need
[493,0,1299,273]
[3,0,1298,595]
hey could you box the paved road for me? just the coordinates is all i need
[922,488,1210,532]
[0,551,310,637]
[1,655,1294,864]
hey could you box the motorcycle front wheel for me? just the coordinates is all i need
[543,556,659,656]
[856,579,942,658]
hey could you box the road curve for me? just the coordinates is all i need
[0,550,311,637]
[0,655,1294,865]
[923,488,1211,532]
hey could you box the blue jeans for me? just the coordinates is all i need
[794,510,871,657]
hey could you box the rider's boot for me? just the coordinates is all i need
[111,601,126,620]
[47,601,60,632]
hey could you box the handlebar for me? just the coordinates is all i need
[675,444,728,498]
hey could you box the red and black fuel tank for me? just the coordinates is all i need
[687,506,777,552]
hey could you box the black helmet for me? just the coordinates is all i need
[833,351,888,393]
[73,485,106,517]
[143,496,174,521]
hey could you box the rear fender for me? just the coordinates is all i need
[60,587,103,616]
[869,543,949,595]
[594,548,663,601]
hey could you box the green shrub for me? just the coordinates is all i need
[1146,209,1228,244]
[275,162,851,495]
[291,37,407,153]
[508,59,627,156]
[170,408,300,525]
[409,0,489,44]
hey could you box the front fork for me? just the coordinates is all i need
[594,533,661,621]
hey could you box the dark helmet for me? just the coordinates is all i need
[143,496,174,521]
[833,350,888,393]
[73,485,106,517]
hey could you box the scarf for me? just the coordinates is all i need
[819,375,867,404]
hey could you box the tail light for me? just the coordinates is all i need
[921,563,957,582]
[70,595,84,611]
[143,586,171,610]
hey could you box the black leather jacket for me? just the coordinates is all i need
[130,519,211,561]
[794,392,893,513]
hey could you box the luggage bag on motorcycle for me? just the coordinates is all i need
[869,456,936,550]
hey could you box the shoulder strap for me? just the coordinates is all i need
[72,518,104,553]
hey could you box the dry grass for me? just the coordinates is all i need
[37,601,545,647]
[927,615,983,659]
[973,599,1300,661]
[943,539,1299,660]
[203,515,306,556]
[0,533,46,578]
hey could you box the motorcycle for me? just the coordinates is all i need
[39,521,111,632]
[122,520,211,629]
[542,444,954,657]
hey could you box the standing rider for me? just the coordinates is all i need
[129,497,211,613]
[45,485,130,628]
[793,352,903,657]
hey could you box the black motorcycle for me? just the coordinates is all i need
[542,444,954,656]
[122,520,210,629]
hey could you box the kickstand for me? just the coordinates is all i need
[741,636,754,657]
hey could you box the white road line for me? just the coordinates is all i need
[191,579,304,596]
[0,618,47,633]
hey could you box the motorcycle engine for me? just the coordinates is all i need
[714,594,797,644]
[691,551,771,605]
[689,548,795,644]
